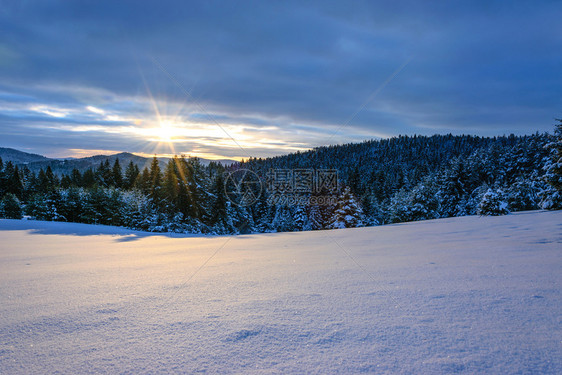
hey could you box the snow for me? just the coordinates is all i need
[1,211,561,374]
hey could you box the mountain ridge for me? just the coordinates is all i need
[0,147,235,174]
[0,147,50,164]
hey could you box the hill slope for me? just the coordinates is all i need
[0,210,560,374]
[0,147,50,164]
[23,152,161,174]
[0,148,235,174]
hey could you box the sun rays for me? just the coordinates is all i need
[27,83,312,161]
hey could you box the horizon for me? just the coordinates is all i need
[2,127,556,162]
[1,1,561,160]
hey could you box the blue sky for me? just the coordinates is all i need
[0,0,560,160]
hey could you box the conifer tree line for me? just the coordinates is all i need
[240,123,562,226]
[0,121,561,233]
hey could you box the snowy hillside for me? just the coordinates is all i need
[0,211,560,374]
[0,148,49,164]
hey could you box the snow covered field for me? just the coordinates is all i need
[0,211,560,374]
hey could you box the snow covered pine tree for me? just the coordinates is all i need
[540,119,562,209]
[0,193,23,219]
[477,188,509,216]
[329,186,364,228]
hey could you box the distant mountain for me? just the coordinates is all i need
[0,147,50,164]
[0,148,235,174]
[21,152,154,175]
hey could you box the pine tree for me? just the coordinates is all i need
[112,159,123,188]
[106,188,124,226]
[477,188,509,216]
[59,187,83,222]
[387,188,410,223]
[45,189,64,221]
[82,169,96,188]
[37,169,50,192]
[272,205,294,232]
[60,175,72,189]
[437,159,468,217]
[95,160,111,186]
[148,156,162,204]
[162,158,181,215]
[35,167,58,192]
[292,205,311,231]
[544,119,562,191]
[394,179,440,222]
[45,166,58,190]
[307,204,321,230]
[210,173,230,231]
[329,186,364,229]
[3,163,24,199]
[540,119,562,209]
[121,189,156,230]
[252,190,274,232]
[0,193,23,219]
[466,184,489,215]
[81,188,108,224]
[0,159,5,198]
[124,161,139,189]
[135,167,151,194]
[26,194,49,220]
[21,168,37,201]
[230,205,254,234]
[362,196,382,226]
[176,157,202,220]
[506,177,540,212]
[70,168,82,187]
[308,201,334,230]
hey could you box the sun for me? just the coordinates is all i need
[132,118,185,155]
[139,119,185,144]
[157,121,178,143]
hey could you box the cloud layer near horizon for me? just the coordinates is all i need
[1,0,561,159]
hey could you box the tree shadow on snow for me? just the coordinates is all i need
[0,219,202,242]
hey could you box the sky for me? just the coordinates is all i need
[0,0,561,160]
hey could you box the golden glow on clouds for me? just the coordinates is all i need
[28,97,314,160]
[135,119,239,143]
[132,151,240,161]
[64,149,123,158]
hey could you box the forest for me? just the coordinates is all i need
[0,121,560,234]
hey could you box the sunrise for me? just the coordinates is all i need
[1,1,561,374]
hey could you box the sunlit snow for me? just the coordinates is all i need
[1,211,560,373]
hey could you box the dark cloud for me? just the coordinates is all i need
[0,0,561,158]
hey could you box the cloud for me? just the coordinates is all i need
[0,0,561,158]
